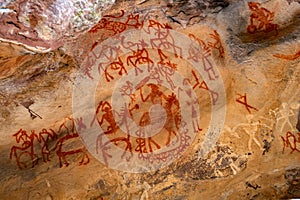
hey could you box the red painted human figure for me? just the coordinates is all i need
[134,108,161,155]
[95,101,118,135]
[95,45,123,77]
[54,132,90,167]
[127,48,154,75]
[164,93,181,145]
[93,101,136,164]
[37,128,57,162]
[120,81,136,102]
[135,137,160,158]
[190,70,219,105]
[104,57,127,82]
[188,34,219,80]
[178,78,202,133]
[156,49,177,90]
[140,83,167,105]
[75,117,87,132]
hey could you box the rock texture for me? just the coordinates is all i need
[0,0,115,52]
[0,0,300,199]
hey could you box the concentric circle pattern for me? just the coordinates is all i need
[72,19,226,173]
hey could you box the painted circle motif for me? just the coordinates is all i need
[72,20,226,173]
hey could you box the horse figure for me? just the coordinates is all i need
[89,10,143,34]
[53,117,89,167]
[247,2,278,35]
[53,132,89,167]
[127,48,154,75]
[10,129,39,169]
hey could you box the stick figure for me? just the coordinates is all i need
[276,102,295,132]
[120,81,135,102]
[140,84,167,105]
[229,115,271,153]
[178,78,202,133]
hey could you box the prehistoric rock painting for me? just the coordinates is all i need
[207,30,225,58]
[208,145,248,177]
[147,20,182,58]
[37,128,57,162]
[10,117,90,169]
[10,129,39,169]
[236,93,258,114]
[274,102,297,132]
[190,70,219,105]
[74,13,226,172]
[188,33,219,80]
[2,0,300,198]
[247,2,278,35]
[89,10,143,39]
[90,10,142,33]
[281,131,300,154]
[273,49,300,60]
[93,86,182,165]
[127,48,154,76]
[224,114,274,154]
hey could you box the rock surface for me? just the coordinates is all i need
[0,0,115,52]
[0,0,300,199]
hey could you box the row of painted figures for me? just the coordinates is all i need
[10,117,90,169]
[9,101,300,169]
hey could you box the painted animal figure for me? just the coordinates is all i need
[53,117,89,167]
[53,132,89,167]
[10,129,39,169]
[127,48,154,75]
[89,10,142,34]
[247,2,278,35]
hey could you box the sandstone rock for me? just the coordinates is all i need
[0,0,299,199]
[0,0,115,52]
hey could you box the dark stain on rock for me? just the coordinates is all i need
[20,99,34,108]
[173,145,247,180]
[287,0,300,4]
[162,185,174,191]
[246,182,261,190]
[284,167,300,198]
[93,179,106,190]
[174,157,215,180]
[88,179,111,199]
[165,0,230,26]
